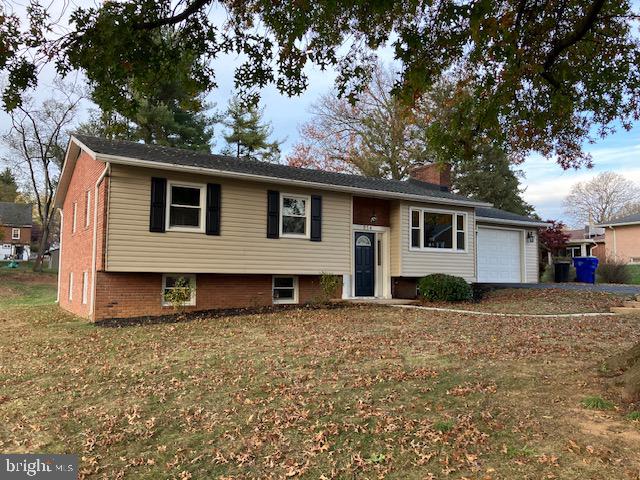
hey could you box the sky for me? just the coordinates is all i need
[1,1,639,226]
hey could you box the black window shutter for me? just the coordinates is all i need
[206,183,221,235]
[267,190,280,238]
[310,195,322,241]
[149,177,167,232]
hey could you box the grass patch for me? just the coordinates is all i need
[433,420,455,432]
[581,396,615,410]
[626,411,640,421]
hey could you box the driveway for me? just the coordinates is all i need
[479,282,640,295]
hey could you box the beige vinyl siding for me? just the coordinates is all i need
[105,165,351,274]
[399,202,476,282]
[524,229,539,283]
[389,201,402,276]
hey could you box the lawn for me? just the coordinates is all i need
[1,275,640,479]
[426,288,626,314]
[628,265,640,285]
[0,261,57,308]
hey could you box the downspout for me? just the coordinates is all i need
[56,209,64,303]
[90,163,110,320]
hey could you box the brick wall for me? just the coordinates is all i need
[605,225,640,263]
[0,226,31,245]
[352,196,391,227]
[93,272,332,320]
[58,152,108,318]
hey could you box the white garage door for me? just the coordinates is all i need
[477,227,522,283]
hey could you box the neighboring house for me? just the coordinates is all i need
[54,135,547,321]
[561,225,606,261]
[0,201,32,261]
[597,213,640,264]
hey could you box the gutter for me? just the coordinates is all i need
[90,162,110,320]
[91,152,493,209]
[476,216,550,228]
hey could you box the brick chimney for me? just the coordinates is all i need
[409,163,451,190]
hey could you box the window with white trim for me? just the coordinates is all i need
[72,202,77,233]
[11,228,20,240]
[167,182,206,231]
[272,276,298,304]
[82,271,88,305]
[409,208,467,251]
[280,194,310,238]
[85,190,91,228]
[162,274,196,306]
[68,272,74,302]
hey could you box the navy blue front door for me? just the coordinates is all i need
[355,232,375,297]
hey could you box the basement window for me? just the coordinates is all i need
[162,274,196,307]
[272,276,298,304]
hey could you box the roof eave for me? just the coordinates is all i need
[95,152,493,208]
[476,216,550,228]
[597,221,640,228]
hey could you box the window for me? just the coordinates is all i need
[162,274,196,306]
[272,276,298,304]
[11,228,20,240]
[68,272,73,302]
[82,272,88,305]
[85,190,91,228]
[167,182,205,231]
[72,202,77,233]
[280,194,310,238]
[409,208,467,251]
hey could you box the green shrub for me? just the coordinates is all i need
[597,257,632,284]
[418,274,472,302]
[163,276,193,313]
[626,411,640,421]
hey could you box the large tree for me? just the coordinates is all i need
[1,84,81,271]
[0,168,19,202]
[288,66,534,214]
[222,97,282,162]
[76,29,217,152]
[563,172,640,225]
[2,1,640,170]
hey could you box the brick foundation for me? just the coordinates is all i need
[91,272,334,320]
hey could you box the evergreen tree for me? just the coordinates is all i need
[452,149,534,216]
[222,98,282,162]
[77,30,216,152]
[0,168,19,202]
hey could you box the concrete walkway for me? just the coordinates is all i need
[479,282,640,295]
[394,304,617,318]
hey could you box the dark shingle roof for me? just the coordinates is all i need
[0,202,32,226]
[73,134,488,205]
[599,212,640,226]
[476,206,546,225]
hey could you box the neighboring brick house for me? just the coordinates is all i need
[562,226,606,261]
[0,202,32,261]
[598,213,640,264]
[54,135,547,321]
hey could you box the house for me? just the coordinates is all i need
[0,202,32,261]
[54,135,547,320]
[597,213,640,264]
[562,225,606,261]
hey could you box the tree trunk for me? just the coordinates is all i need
[32,221,50,272]
[604,341,640,403]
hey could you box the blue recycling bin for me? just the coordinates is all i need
[573,257,599,284]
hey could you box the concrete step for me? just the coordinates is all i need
[611,307,640,315]
[622,301,640,308]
